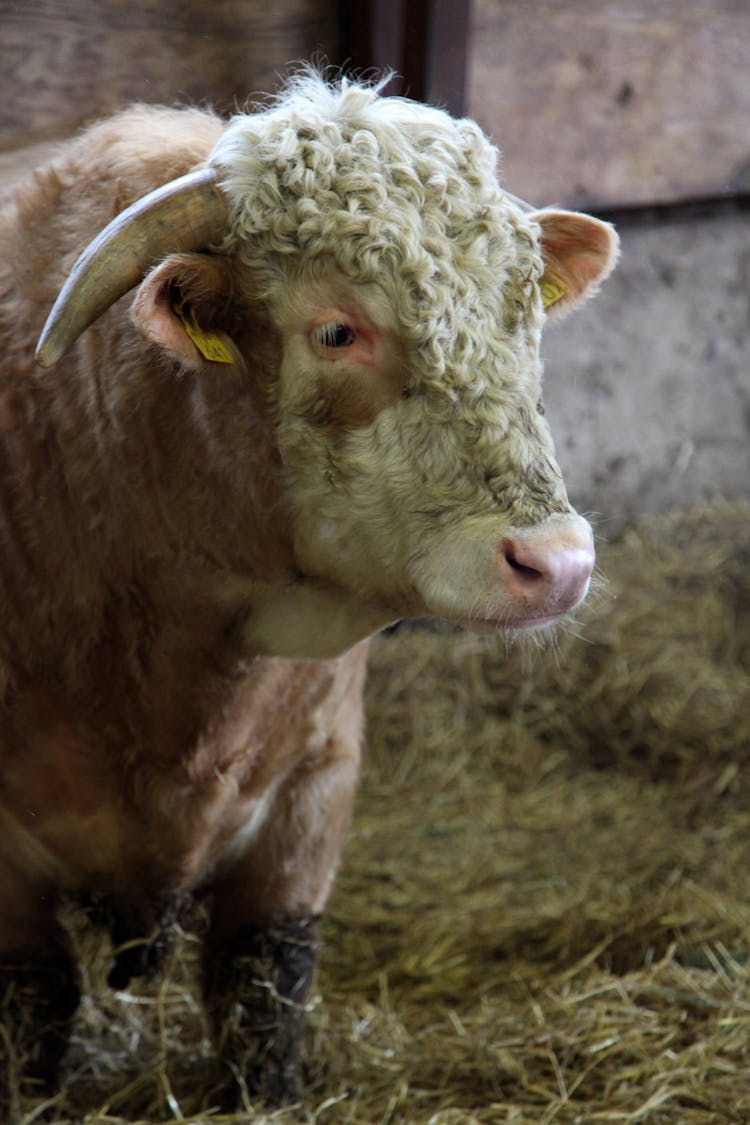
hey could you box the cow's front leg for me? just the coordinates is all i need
[201,733,360,1107]
[202,915,320,1106]
[0,860,80,1119]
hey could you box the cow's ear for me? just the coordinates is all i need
[532,210,619,320]
[132,253,239,370]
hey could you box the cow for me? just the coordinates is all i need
[0,71,618,1112]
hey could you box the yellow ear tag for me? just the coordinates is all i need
[172,299,234,364]
[540,279,567,309]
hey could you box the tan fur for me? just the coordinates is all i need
[0,83,617,1104]
[0,107,366,960]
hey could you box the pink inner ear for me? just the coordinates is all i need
[534,210,620,308]
[133,274,197,363]
[132,266,204,368]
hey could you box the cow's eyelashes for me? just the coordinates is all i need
[313,323,356,349]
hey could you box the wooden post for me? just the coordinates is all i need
[339,0,470,114]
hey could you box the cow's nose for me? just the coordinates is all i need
[499,534,595,617]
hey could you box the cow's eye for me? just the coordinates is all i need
[313,323,356,349]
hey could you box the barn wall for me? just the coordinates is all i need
[0,0,339,191]
[468,0,750,529]
[541,203,750,532]
[468,0,750,211]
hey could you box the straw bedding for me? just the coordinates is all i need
[10,501,750,1124]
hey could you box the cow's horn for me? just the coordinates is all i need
[35,166,229,368]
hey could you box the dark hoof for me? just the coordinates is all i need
[202,917,320,1107]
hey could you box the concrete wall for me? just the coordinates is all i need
[542,203,750,533]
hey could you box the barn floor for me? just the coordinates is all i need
[9,502,750,1125]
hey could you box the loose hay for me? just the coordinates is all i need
[11,501,750,1124]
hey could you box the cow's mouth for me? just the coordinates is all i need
[463,611,560,635]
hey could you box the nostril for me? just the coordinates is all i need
[502,541,545,583]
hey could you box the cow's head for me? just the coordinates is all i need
[36,74,618,658]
